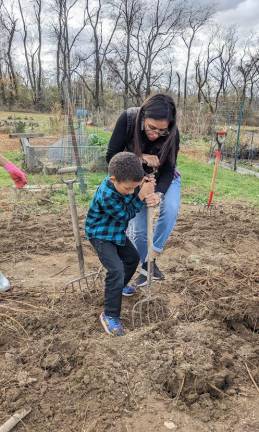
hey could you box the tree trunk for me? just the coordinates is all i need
[176,72,181,107]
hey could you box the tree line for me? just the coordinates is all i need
[0,0,259,115]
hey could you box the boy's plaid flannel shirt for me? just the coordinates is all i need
[85,176,144,245]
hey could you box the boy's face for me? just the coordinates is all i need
[110,177,142,195]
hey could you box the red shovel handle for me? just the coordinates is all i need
[208,150,221,207]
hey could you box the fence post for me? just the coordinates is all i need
[233,99,245,171]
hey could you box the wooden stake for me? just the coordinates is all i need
[244,362,259,394]
[0,408,31,432]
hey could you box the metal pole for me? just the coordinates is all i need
[234,100,244,171]
[63,80,87,195]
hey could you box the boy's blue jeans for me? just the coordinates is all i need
[128,176,181,263]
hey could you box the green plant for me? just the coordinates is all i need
[14,120,26,133]
[88,133,107,146]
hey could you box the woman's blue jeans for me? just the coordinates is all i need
[128,176,181,263]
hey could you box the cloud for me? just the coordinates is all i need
[215,0,246,11]
[215,0,259,31]
[195,0,246,12]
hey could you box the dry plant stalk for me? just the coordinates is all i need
[244,362,259,394]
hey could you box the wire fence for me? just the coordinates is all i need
[179,99,259,173]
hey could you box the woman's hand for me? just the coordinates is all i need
[141,154,160,168]
[145,192,161,207]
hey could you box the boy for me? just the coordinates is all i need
[85,152,155,336]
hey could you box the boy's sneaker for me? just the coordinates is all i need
[100,312,125,336]
[141,260,165,280]
[135,273,147,287]
[0,272,10,293]
[122,285,136,297]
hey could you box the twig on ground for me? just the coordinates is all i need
[51,265,71,277]
[244,362,259,394]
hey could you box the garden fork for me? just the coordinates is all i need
[132,205,167,327]
[58,169,103,300]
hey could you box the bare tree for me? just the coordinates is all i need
[130,0,183,103]
[51,0,87,106]
[175,71,181,107]
[18,0,44,107]
[194,27,239,113]
[0,0,18,104]
[182,3,214,108]
[106,0,142,109]
[34,0,43,106]
[79,0,121,110]
[237,44,259,102]
[195,38,224,112]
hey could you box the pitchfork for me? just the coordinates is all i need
[132,204,167,327]
[58,168,103,300]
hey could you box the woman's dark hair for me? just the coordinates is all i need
[133,94,177,166]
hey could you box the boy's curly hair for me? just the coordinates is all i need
[108,152,144,182]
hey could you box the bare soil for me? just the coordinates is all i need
[0,133,20,152]
[0,189,259,431]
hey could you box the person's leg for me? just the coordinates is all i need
[130,205,148,264]
[117,237,140,286]
[135,176,181,286]
[153,175,181,254]
[89,239,124,317]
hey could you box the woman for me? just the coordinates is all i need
[106,93,181,286]
[0,153,27,292]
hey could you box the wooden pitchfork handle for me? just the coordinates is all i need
[63,179,85,277]
[146,168,157,288]
[147,205,154,288]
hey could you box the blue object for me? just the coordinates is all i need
[76,108,88,119]
[100,312,125,336]
[85,177,143,245]
[122,285,136,297]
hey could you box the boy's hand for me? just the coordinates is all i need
[145,192,161,207]
[138,178,155,201]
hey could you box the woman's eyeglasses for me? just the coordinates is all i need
[144,124,169,136]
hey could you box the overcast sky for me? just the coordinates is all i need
[12,0,259,79]
[207,0,259,31]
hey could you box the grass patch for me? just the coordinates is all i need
[1,150,258,207]
[178,154,259,205]
[0,110,113,137]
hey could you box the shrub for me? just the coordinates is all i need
[88,133,107,146]
[14,121,26,133]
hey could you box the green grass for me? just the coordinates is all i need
[0,111,55,134]
[0,110,114,137]
[1,150,258,207]
[178,154,259,205]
